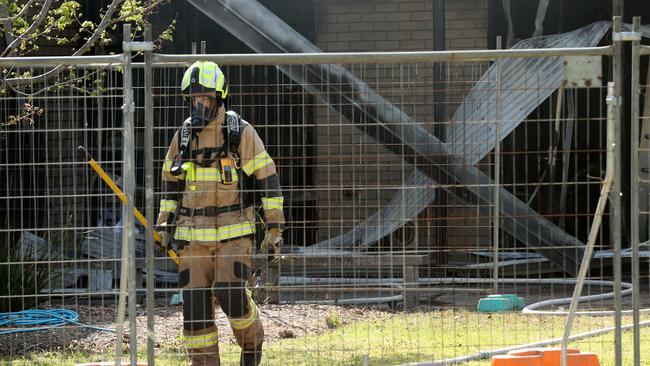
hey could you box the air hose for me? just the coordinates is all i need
[0,309,116,335]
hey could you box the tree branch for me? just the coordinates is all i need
[1,0,53,57]
[74,0,125,57]
[0,3,15,47]
[12,0,36,22]
[3,0,125,89]
[0,0,35,22]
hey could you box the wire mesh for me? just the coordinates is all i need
[0,63,128,357]
[2,45,648,366]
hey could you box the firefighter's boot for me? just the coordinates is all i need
[240,342,263,366]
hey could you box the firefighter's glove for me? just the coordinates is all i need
[155,229,172,252]
[261,227,283,259]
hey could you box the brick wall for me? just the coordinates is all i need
[312,0,489,249]
[445,0,488,50]
[315,0,487,52]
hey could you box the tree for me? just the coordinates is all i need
[0,0,175,91]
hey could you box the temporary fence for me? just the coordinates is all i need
[0,17,648,366]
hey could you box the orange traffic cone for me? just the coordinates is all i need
[491,347,600,366]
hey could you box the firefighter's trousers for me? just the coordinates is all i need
[178,237,263,365]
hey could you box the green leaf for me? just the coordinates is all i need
[53,1,81,17]
[11,17,29,35]
[81,20,95,30]
[158,19,176,42]
[119,0,144,23]
[52,1,81,30]
[7,2,19,13]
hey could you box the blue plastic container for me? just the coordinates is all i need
[477,294,526,312]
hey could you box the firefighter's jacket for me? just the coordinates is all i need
[156,108,285,244]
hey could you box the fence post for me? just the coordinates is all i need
[630,16,642,366]
[611,16,624,366]
[144,23,156,366]
[125,23,139,366]
[492,36,502,294]
[114,22,137,366]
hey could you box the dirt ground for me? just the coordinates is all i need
[0,302,394,358]
[3,282,647,359]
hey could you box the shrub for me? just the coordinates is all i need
[0,227,51,313]
[326,310,342,329]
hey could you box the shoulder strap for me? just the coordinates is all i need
[170,117,193,176]
[224,110,243,154]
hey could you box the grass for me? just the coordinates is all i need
[3,309,650,365]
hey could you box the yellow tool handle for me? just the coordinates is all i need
[78,146,179,265]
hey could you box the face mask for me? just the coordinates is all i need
[190,96,220,124]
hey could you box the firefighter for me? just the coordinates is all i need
[156,61,285,366]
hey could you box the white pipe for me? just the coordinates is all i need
[532,0,551,37]
[278,276,404,305]
[420,277,650,316]
[279,276,650,314]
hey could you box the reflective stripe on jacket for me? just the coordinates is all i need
[182,331,219,349]
[174,222,255,242]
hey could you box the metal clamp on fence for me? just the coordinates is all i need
[612,31,642,41]
[120,101,135,113]
[122,41,155,52]
[606,95,622,106]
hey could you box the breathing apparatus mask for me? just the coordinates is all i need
[189,94,222,125]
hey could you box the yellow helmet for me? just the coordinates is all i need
[180,61,229,101]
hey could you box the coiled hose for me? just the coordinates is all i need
[0,309,116,335]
